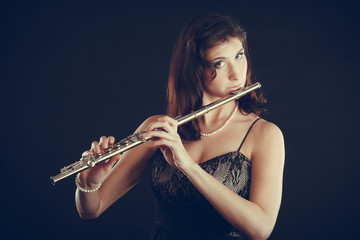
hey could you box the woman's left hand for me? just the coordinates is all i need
[142,116,195,172]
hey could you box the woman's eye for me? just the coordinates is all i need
[236,52,244,60]
[214,61,225,68]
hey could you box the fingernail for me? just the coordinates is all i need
[143,133,152,140]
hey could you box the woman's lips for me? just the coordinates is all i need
[228,84,243,92]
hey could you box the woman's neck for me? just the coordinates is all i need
[199,100,238,127]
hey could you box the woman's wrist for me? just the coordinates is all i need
[75,173,102,193]
[180,160,200,177]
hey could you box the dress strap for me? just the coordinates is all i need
[238,118,261,151]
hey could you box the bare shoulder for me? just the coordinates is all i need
[253,119,284,141]
[250,118,285,162]
[247,118,285,229]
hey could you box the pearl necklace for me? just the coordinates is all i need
[200,103,238,137]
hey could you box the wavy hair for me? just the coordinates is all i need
[167,13,266,141]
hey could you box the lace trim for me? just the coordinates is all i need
[151,149,251,206]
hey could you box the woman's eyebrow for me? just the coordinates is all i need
[210,48,244,62]
[236,48,245,54]
[211,56,226,62]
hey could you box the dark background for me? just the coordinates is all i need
[1,0,359,239]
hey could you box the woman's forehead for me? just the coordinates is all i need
[206,37,244,60]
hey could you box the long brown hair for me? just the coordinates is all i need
[167,13,266,141]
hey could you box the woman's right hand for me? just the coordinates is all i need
[77,136,121,190]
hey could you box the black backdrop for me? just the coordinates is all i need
[1,1,359,239]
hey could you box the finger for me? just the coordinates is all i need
[146,130,178,142]
[107,136,120,157]
[150,138,177,151]
[145,116,173,131]
[145,121,163,132]
[81,150,92,157]
[99,136,108,149]
[108,136,115,145]
[146,121,174,134]
[91,141,101,153]
[157,117,178,134]
[157,116,178,127]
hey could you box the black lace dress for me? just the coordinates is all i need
[148,119,259,240]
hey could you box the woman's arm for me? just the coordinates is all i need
[145,117,285,240]
[75,116,160,219]
[183,121,284,239]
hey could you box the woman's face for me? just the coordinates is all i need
[203,37,247,102]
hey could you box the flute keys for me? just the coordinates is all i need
[128,135,138,142]
[80,155,97,168]
[86,155,96,167]
[135,131,148,142]
[50,83,261,184]
[86,159,96,167]
[120,139,130,146]
[102,149,111,154]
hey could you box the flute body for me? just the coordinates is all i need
[50,82,261,185]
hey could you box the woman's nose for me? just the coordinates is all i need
[228,64,241,80]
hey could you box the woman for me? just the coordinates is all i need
[75,14,285,240]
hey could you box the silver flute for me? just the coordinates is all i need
[50,82,261,185]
